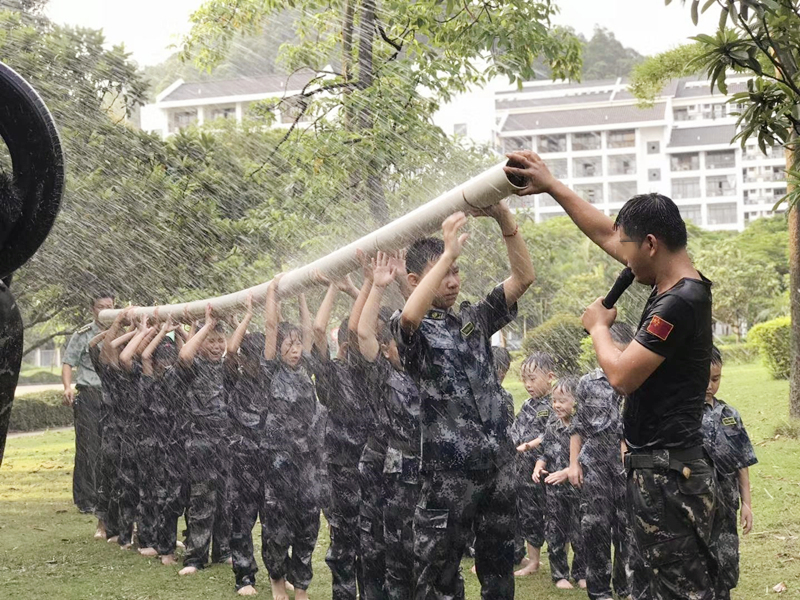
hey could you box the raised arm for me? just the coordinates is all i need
[179,303,216,367]
[389,249,412,301]
[228,293,254,356]
[400,212,468,333]
[119,315,155,371]
[358,252,397,362]
[101,307,134,367]
[264,276,281,361]
[348,250,374,351]
[299,293,312,353]
[141,320,172,377]
[313,281,339,355]
[505,150,625,265]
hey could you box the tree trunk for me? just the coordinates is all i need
[788,143,800,419]
[357,0,390,224]
[342,0,361,199]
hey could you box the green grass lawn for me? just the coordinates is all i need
[1,363,799,599]
[17,365,62,386]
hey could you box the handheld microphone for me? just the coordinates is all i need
[602,267,635,309]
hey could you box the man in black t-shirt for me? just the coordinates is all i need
[507,151,717,600]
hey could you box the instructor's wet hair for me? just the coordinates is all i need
[492,346,512,374]
[711,345,723,367]
[406,237,445,276]
[610,323,635,346]
[614,193,687,251]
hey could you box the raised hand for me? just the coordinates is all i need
[442,212,469,260]
[503,150,558,197]
[205,303,217,329]
[356,248,374,281]
[372,251,397,288]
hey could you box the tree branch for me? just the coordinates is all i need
[23,330,75,358]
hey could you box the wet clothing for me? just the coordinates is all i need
[510,395,551,548]
[624,275,717,599]
[702,398,757,598]
[392,282,518,600]
[540,415,585,583]
[177,357,231,568]
[572,370,629,599]
[64,322,103,512]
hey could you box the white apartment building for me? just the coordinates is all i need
[141,72,786,231]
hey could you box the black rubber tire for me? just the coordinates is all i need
[0,61,64,279]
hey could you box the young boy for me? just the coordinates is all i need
[568,322,634,600]
[533,377,586,591]
[177,304,232,575]
[511,352,558,576]
[703,346,757,600]
[357,251,421,600]
[312,275,369,600]
[391,203,535,599]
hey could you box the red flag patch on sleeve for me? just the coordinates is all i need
[646,315,674,341]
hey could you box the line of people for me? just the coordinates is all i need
[84,196,757,600]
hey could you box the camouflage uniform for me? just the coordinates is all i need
[702,398,757,600]
[510,394,551,551]
[572,369,629,599]
[624,275,717,600]
[177,357,232,569]
[391,283,518,600]
[259,355,323,591]
[363,354,421,600]
[540,415,586,583]
[116,363,143,548]
[314,347,369,600]
[63,322,104,513]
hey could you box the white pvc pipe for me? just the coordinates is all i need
[99,159,523,324]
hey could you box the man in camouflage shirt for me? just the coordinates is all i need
[391,205,534,600]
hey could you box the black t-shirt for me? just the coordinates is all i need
[625,276,712,450]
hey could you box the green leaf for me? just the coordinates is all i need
[691,0,700,25]
[701,0,716,13]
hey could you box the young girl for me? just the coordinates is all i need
[533,376,586,590]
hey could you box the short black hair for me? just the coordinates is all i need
[198,320,226,335]
[610,323,635,346]
[553,375,579,399]
[493,346,512,374]
[614,193,687,251]
[406,237,444,276]
[91,292,115,306]
[276,322,301,354]
[241,332,266,360]
[153,338,177,363]
[338,317,350,348]
[711,345,723,367]
[521,351,558,376]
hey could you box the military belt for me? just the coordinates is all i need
[624,446,705,479]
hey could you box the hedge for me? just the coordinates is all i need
[748,316,791,379]
[9,390,73,432]
[716,342,759,365]
[522,313,587,375]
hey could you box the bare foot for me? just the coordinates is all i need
[295,587,309,600]
[270,578,289,600]
[517,556,531,567]
[139,547,158,557]
[179,566,198,576]
[238,585,257,596]
[176,540,185,549]
[120,543,133,550]
[106,536,119,544]
[577,579,587,589]
[285,582,294,591]
[225,556,233,565]
[161,554,177,566]
[555,579,574,590]
[94,520,106,539]
[514,561,540,577]
[470,564,477,574]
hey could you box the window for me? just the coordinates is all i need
[573,156,602,178]
[707,202,737,225]
[608,129,635,148]
[672,177,700,199]
[609,181,637,203]
[502,136,528,152]
[647,141,660,154]
[679,204,702,225]
[454,123,468,137]
[173,110,197,130]
[673,107,689,121]
[539,134,567,153]
[671,153,700,172]
[211,107,236,120]
[575,183,603,204]
[538,193,558,207]
[572,131,601,151]
[774,187,787,198]
[548,158,568,179]
[706,175,736,197]
[608,154,636,176]
[705,150,735,170]
[702,104,726,120]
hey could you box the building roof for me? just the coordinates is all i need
[668,124,737,147]
[501,102,667,132]
[159,71,318,103]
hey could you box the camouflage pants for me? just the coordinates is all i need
[183,435,231,569]
[156,439,186,556]
[384,475,421,600]
[359,448,387,600]
[580,444,629,599]
[414,463,516,600]
[326,462,363,600]
[545,486,586,583]
[626,454,718,600]
[516,471,546,549]
[137,437,161,550]
[712,474,741,599]
[96,420,121,538]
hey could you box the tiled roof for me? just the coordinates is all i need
[160,71,318,103]
[501,103,667,132]
[668,124,737,147]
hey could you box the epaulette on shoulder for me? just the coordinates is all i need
[76,323,93,334]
